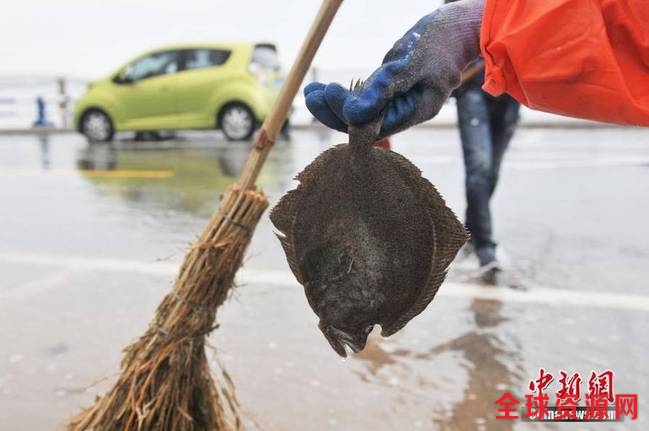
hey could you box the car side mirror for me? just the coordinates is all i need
[114,68,135,85]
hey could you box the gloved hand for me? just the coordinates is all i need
[305,0,484,137]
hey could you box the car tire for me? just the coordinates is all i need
[219,103,255,141]
[280,118,291,139]
[134,131,162,141]
[81,109,114,142]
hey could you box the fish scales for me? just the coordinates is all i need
[271,99,467,357]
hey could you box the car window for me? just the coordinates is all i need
[127,51,179,81]
[251,45,280,70]
[184,49,231,71]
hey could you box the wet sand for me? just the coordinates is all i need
[1,127,648,430]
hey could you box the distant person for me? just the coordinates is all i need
[453,56,520,273]
[33,96,53,127]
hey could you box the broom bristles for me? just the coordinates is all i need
[69,185,269,431]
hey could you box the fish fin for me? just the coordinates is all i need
[388,150,469,269]
[295,144,348,184]
[276,231,304,284]
[269,188,298,235]
[269,189,304,283]
[270,144,350,285]
[380,151,469,336]
[381,224,448,336]
[382,271,448,337]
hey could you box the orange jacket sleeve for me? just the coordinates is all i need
[480,0,649,126]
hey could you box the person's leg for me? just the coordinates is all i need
[456,87,496,266]
[488,95,520,197]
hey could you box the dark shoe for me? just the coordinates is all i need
[475,246,500,285]
[477,261,501,285]
[475,246,497,267]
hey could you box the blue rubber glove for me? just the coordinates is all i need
[305,0,484,137]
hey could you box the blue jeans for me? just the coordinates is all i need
[456,87,520,263]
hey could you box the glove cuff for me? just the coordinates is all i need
[424,0,484,91]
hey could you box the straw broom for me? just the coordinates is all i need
[68,1,344,429]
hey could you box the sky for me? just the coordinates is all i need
[1,0,443,80]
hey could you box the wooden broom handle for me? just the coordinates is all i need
[238,0,344,189]
[461,59,485,84]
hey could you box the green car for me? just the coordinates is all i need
[74,42,283,141]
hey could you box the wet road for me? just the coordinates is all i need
[0,127,648,430]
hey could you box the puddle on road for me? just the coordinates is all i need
[353,334,411,381]
[75,140,293,216]
[430,299,524,431]
[351,298,525,430]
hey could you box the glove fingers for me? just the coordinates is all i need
[305,87,348,133]
[381,92,417,136]
[343,59,419,126]
[342,10,442,126]
[323,83,350,122]
[304,81,326,96]
[382,85,447,136]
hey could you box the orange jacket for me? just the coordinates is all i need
[480,0,649,126]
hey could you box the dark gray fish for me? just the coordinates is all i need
[270,103,468,357]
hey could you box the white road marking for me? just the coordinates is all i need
[506,156,649,170]
[0,169,173,178]
[0,267,77,301]
[412,154,649,171]
[0,251,177,276]
[440,282,649,313]
[1,251,648,312]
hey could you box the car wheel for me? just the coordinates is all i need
[219,103,255,141]
[81,110,114,142]
[134,131,162,141]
